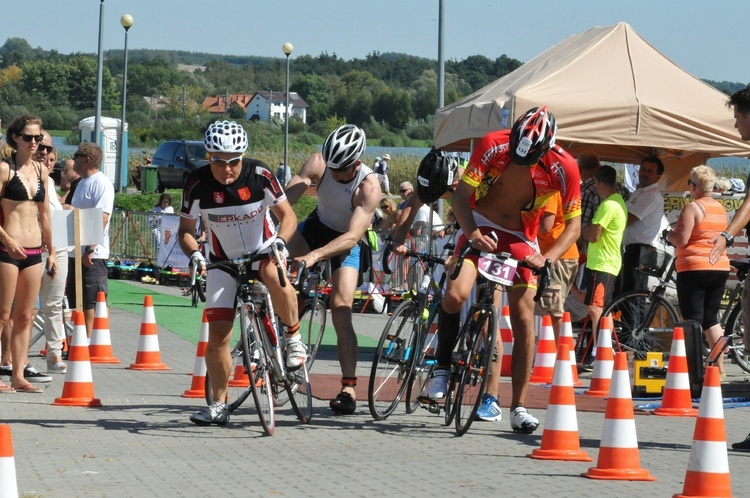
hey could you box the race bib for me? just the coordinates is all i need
[477,252,517,287]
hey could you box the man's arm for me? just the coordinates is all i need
[710,194,750,263]
[178,216,200,257]
[269,199,297,243]
[297,176,380,267]
[581,222,602,243]
[391,193,423,246]
[284,153,324,206]
[451,180,496,252]
[626,212,640,227]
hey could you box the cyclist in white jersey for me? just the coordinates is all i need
[286,124,381,415]
[178,120,304,426]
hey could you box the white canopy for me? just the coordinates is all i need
[433,22,750,190]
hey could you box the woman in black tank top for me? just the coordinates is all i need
[0,115,56,393]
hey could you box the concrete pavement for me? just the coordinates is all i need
[2,284,750,497]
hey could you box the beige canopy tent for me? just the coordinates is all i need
[433,22,750,190]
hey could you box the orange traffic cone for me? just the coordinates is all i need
[559,311,583,387]
[499,306,513,377]
[128,296,170,371]
[0,424,18,498]
[530,315,557,384]
[583,352,655,481]
[584,316,614,397]
[89,291,121,364]
[228,363,250,387]
[53,311,102,407]
[654,326,697,417]
[530,344,593,461]
[674,366,732,497]
[183,310,209,398]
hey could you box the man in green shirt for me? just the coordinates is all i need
[581,165,628,350]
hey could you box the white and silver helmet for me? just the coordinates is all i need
[322,124,366,170]
[204,120,248,153]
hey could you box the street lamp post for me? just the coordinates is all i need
[282,42,294,186]
[94,0,105,145]
[116,14,134,193]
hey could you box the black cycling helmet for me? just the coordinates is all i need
[416,149,458,204]
[322,124,366,170]
[509,106,557,166]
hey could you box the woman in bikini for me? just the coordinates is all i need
[0,115,56,393]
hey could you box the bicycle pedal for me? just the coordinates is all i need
[417,395,441,415]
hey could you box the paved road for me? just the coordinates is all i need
[3,292,750,497]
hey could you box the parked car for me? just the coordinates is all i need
[150,140,209,191]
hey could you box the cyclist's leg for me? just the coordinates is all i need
[329,262,360,400]
[202,269,238,405]
[258,258,304,367]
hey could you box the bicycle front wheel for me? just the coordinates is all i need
[454,306,497,436]
[725,302,750,374]
[603,291,678,356]
[245,312,275,436]
[367,300,419,421]
[299,299,326,370]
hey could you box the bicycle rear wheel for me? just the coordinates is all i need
[299,299,326,370]
[454,306,496,436]
[725,303,750,373]
[246,312,275,435]
[602,291,678,356]
[285,363,313,423]
[367,300,418,420]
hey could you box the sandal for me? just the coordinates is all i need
[0,384,15,394]
[13,383,42,394]
[329,391,356,415]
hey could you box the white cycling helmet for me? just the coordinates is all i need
[204,120,248,153]
[322,124,366,170]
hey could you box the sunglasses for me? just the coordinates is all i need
[37,145,53,153]
[19,133,44,143]
[211,155,243,166]
[687,179,695,187]
[399,189,409,194]
[73,152,89,159]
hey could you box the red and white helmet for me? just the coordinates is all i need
[509,106,557,166]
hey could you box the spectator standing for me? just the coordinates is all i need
[276,161,291,187]
[536,191,580,339]
[0,115,56,392]
[376,153,391,195]
[620,156,664,293]
[150,193,174,256]
[580,165,627,356]
[37,138,68,374]
[665,165,729,375]
[65,142,115,337]
[708,85,750,452]
[61,159,80,208]
[397,181,413,209]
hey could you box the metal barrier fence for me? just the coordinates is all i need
[109,209,160,261]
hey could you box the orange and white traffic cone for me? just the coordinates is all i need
[499,306,513,377]
[559,311,583,387]
[530,315,557,384]
[53,311,102,407]
[228,363,250,387]
[128,296,170,371]
[183,310,209,398]
[583,351,655,481]
[530,343,592,461]
[0,424,18,498]
[584,316,615,397]
[654,326,697,417]
[674,366,732,497]
[89,291,121,364]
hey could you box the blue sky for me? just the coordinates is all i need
[4,0,750,83]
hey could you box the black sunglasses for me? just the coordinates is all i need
[399,189,409,193]
[687,179,695,187]
[20,133,44,143]
[73,152,89,159]
[37,145,53,153]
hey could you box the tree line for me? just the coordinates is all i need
[0,37,745,150]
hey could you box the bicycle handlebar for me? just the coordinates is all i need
[204,249,286,287]
[382,242,447,275]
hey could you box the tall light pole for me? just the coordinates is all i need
[94,0,105,145]
[282,42,294,186]
[116,14,134,193]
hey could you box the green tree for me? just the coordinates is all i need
[292,74,332,124]
[0,38,34,68]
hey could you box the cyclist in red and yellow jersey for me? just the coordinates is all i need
[425,107,581,433]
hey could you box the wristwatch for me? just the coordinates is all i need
[720,231,735,247]
[85,246,95,254]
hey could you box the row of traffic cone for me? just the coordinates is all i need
[527,317,732,496]
[51,293,171,407]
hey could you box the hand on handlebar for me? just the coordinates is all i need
[523,252,548,271]
[470,231,498,252]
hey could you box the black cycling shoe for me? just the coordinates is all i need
[329,391,356,415]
